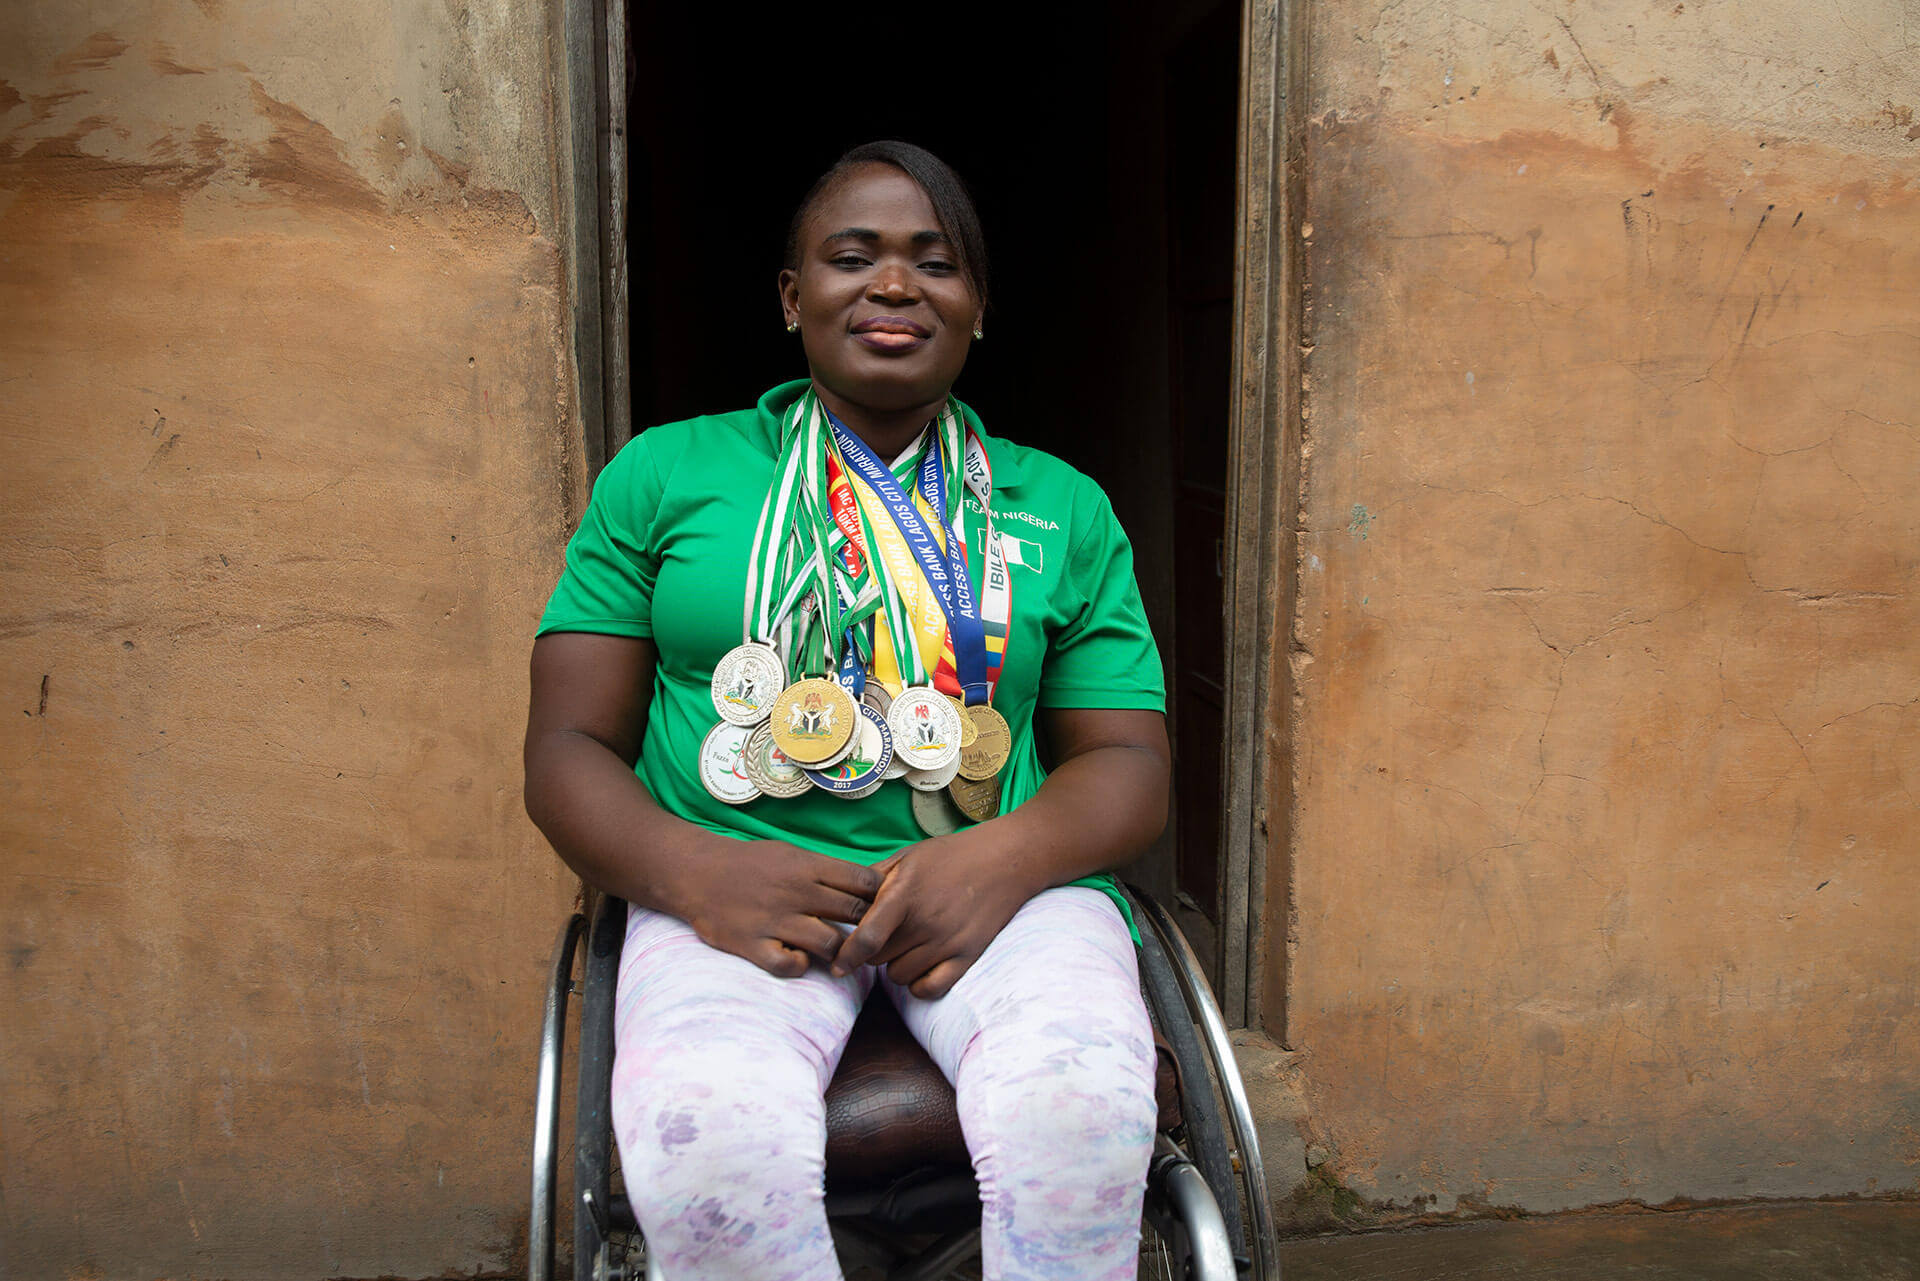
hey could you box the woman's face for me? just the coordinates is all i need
[779,164,983,418]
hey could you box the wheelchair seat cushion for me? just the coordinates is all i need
[821,991,1186,1190]
[825,996,969,1183]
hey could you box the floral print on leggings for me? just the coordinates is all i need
[610,887,1159,1281]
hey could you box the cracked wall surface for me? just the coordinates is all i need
[0,3,580,1275]
[1288,0,1920,1215]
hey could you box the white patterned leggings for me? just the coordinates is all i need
[610,886,1159,1281]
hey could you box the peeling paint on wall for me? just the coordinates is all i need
[1288,0,1920,1220]
[1,3,581,1276]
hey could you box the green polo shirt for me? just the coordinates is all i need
[537,380,1165,921]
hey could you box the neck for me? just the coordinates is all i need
[812,383,943,460]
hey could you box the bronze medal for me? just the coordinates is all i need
[947,771,1001,823]
[957,704,1012,782]
[769,677,856,766]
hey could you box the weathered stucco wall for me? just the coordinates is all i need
[1,3,580,1275]
[1288,0,1920,1216]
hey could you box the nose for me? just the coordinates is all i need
[867,262,918,304]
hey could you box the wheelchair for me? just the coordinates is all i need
[530,885,1280,1281]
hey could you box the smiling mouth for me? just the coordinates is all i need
[851,316,932,340]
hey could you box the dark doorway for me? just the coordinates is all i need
[623,1,1241,973]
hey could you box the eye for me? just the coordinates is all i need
[830,253,871,269]
[919,259,958,275]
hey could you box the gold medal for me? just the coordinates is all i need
[770,677,856,766]
[951,694,978,749]
[957,704,1012,782]
[947,771,1001,823]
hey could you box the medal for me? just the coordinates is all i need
[770,676,857,766]
[904,754,961,792]
[951,694,978,749]
[710,642,786,726]
[911,783,967,836]
[948,770,1001,823]
[698,721,760,805]
[888,685,962,773]
[957,704,1011,781]
[805,703,894,797]
[742,722,811,799]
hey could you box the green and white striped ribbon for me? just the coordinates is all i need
[743,389,966,686]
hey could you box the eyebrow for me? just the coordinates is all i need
[819,227,952,247]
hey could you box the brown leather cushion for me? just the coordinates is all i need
[822,994,1184,1187]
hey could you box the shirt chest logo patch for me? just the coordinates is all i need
[971,527,1044,575]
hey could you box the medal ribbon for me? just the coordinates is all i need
[742,390,863,681]
[962,426,1010,700]
[742,391,1011,705]
[831,409,994,705]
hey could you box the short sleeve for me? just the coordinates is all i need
[536,434,665,638]
[1036,489,1167,710]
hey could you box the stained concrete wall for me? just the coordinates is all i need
[1,3,581,1276]
[1286,0,1920,1218]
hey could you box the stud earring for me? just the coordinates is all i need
[786,321,798,333]
[973,327,984,340]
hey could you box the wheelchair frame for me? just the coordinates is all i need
[530,886,1280,1280]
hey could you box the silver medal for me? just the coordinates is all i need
[698,721,760,805]
[887,685,963,773]
[710,642,786,726]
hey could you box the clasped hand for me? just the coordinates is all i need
[688,832,1030,999]
[831,834,1033,999]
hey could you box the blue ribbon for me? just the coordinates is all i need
[828,414,990,705]
[835,627,867,699]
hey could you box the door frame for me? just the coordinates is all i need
[560,0,629,478]
[1220,0,1305,1034]
[557,0,1304,1036]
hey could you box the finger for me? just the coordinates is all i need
[863,924,920,969]
[754,940,809,980]
[909,957,972,1001]
[831,889,907,977]
[803,886,873,926]
[782,916,847,965]
[817,857,885,901]
[884,943,944,991]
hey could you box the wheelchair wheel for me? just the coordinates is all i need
[1127,886,1282,1281]
[530,909,586,1281]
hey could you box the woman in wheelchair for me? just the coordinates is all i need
[525,141,1173,1280]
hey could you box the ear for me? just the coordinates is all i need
[778,268,800,328]
[973,306,985,337]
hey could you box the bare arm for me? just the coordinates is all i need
[831,706,1171,996]
[523,631,880,976]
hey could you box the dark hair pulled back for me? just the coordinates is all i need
[784,141,991,314]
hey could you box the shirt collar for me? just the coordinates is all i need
[757,380,1026,487]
